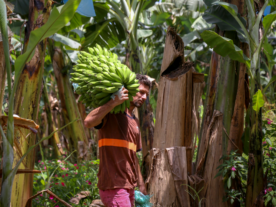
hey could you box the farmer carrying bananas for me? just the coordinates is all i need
[84,74,151,207]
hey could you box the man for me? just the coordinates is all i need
[84,74,151,207]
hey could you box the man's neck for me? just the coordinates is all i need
[127,105,136,115]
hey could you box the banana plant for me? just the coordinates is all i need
[83,0,156,73]
[0,0,81,206]
[198,0,276,205]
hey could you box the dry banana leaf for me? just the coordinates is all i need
[25,189,72,207]
[69,191,90,204]
[0,115,39,133]
[0,169,41,177]
[90,199,105,207]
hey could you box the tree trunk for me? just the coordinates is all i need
[152,28,193,174]
[214,31,239,153]
[147,147,190,207]
[42,81,62,157]
[77,100,91,141]
[0,26,12,114]
[196,51,220,171]
[138,98,154,179]
[225,0,246,157]
[245,70,264,207]
[191,76,205,168]
[196,31,239,207]
[50,46,90,161]
[245,4,264,205]
[200,111,227,207]
[148,27,201,206]
[0,41,6,115]
[11,1,51,206]
[0,23,12,196]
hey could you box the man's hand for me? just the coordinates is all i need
[139,183,148,195]
[84,87,129,128]
[110,87,129,107]
[136,156,148,195]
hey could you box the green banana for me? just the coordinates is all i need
[88,47,94,54]
[92,66,102,73]
[122,66,128,83]
[80,51,93,58]
[95,74,103,81]
[111,82,123,87]
[95,92,110,99]
[102,63,109,70]
[103,47,109,56]
[71,45,150,113]
[124,67,131,83]
[93,47,100,55]
[115,67,124,80]
[127,83,140,90]
[120,101,126,113]
[102,86,119,93]
[107,62,115,68]
[108,66,116,74]
[128,72,136,83]
[98,96,111,105]
[90,81,101,86]
[94,85,105,91]
[92,60,100,64]
[126,99,130,109]
[109,72,122,83]
[96,44,103,55]
[99,80,112,87]
[102,72,114,81]
[112,53,118,61]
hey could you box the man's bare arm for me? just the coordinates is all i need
[136,156,147,195]
[84,88,129,128]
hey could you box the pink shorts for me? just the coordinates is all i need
[99,188,135,207]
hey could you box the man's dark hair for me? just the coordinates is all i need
[136,74,152,88]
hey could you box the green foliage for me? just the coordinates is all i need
[264,190,276,206]
[14,0,81,77]
[13,0,29,17]
[183,184,204,207]
[83,18,125,48]
[202,4,247,42]
[252,90,264,112]
[0,0,82,204]
[183,0,206,12]
[200,30,250,68]
[33,159,100,207]
[262,107,276,206]
[61,12,90,33]
[203,0,219,7]
[215,151,248,205]
[50,33,81,50]
[150,12,171,25]
[137,29,153,40]
[223,189,243,205]
[263,11,276,36]
[263,76,276,94]
[0,0,16,206]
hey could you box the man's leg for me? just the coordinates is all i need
[99,189,133,207]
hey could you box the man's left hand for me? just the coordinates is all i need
[139,184,148,195]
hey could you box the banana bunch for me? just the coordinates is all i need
[70,44,140,114]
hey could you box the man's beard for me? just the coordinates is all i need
[133,100,142,108]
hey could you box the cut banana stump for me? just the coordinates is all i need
[70,44,140,114]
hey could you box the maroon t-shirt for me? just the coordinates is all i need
[97,112,142,190]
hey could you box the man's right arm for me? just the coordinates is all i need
[84,88,129,128]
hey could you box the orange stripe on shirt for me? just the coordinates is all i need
[98,139,137,152]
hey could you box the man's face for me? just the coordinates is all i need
[131,83,150,108]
